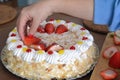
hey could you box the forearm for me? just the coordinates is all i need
[53,0,94,20]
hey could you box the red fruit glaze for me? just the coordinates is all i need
[70,46,75,50]
[82,36,88,40]
[17,45,22,48]
[11,33,16,37]
[80,27,86,30]
[49,18,54,21]
[26,49,32,53]
[48,50,53,55]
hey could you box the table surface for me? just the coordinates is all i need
[0,7,107,80]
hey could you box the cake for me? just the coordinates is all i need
[1,19,99,80]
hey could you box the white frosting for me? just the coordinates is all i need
[7,41,23,50]
[21,48,35,62]
[13,46,24,57]
[34,50,46,62]
[6,20,94,64]
[59,50,80,64]
[46,51,60,64]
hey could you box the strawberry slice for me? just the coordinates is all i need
[115,29,120,38]
[30,43,46,50]
[102,46,119,59]
[37,25,45,33]
[24,34,41,46]
[46,43,64,51]
[100,69,118,80]
[45,23,55,34]
[109,51,120,69]
[55,24,68,34]
[114,35,120,45]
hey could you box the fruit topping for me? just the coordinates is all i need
[45,23,55,34]
[55,24,68,34]
[49,18,54,21]
[48,50,53,55]
[30,43,46,50]
[24,34,41,46]
[37,25,45,33]
[113,35,120,45]
[58,50,64,55]
[11,33,16,37]
[109,51,120,69]
[17,45,22,48]
[115,29,120,38]
[80,27,86,30]
[82,36,88,40]
[70,46,75,50]
[26,48,32,53]
[46,43,64,51]
[100,69,118,80]
[102,46,119,59]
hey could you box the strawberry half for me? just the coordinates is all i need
[109,51,120,69]
[37,25,45,33]
[100,69,118,80]
[55,24,68,34]
[45,23,55,34]
[30,43,46,50]
[46,43,64,51]
[114,35,120,45]
[24,34,41,46]
[102,46,119,59]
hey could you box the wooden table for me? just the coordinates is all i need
[0,7,107,80]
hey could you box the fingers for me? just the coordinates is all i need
[29,17,41,35]
[17,13,30,40]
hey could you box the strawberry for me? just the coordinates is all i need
[45,23,55,34]
[109,51,120,69]
[102,46,119,59]
[55,24,68,34]
[37,25,45,33]
[100,69,118,80]
[49,18,54,21]
[46,43,64,51]
[113,35,120,45]
[30,43,46,50]
[24,34,41,46]
[115,29,120,38]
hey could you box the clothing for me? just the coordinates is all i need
[94,0,120,31]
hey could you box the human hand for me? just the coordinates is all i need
[17,0,56,40]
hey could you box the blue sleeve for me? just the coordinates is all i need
[94,0,120,31]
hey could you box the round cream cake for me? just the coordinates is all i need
[1,19,99,80]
